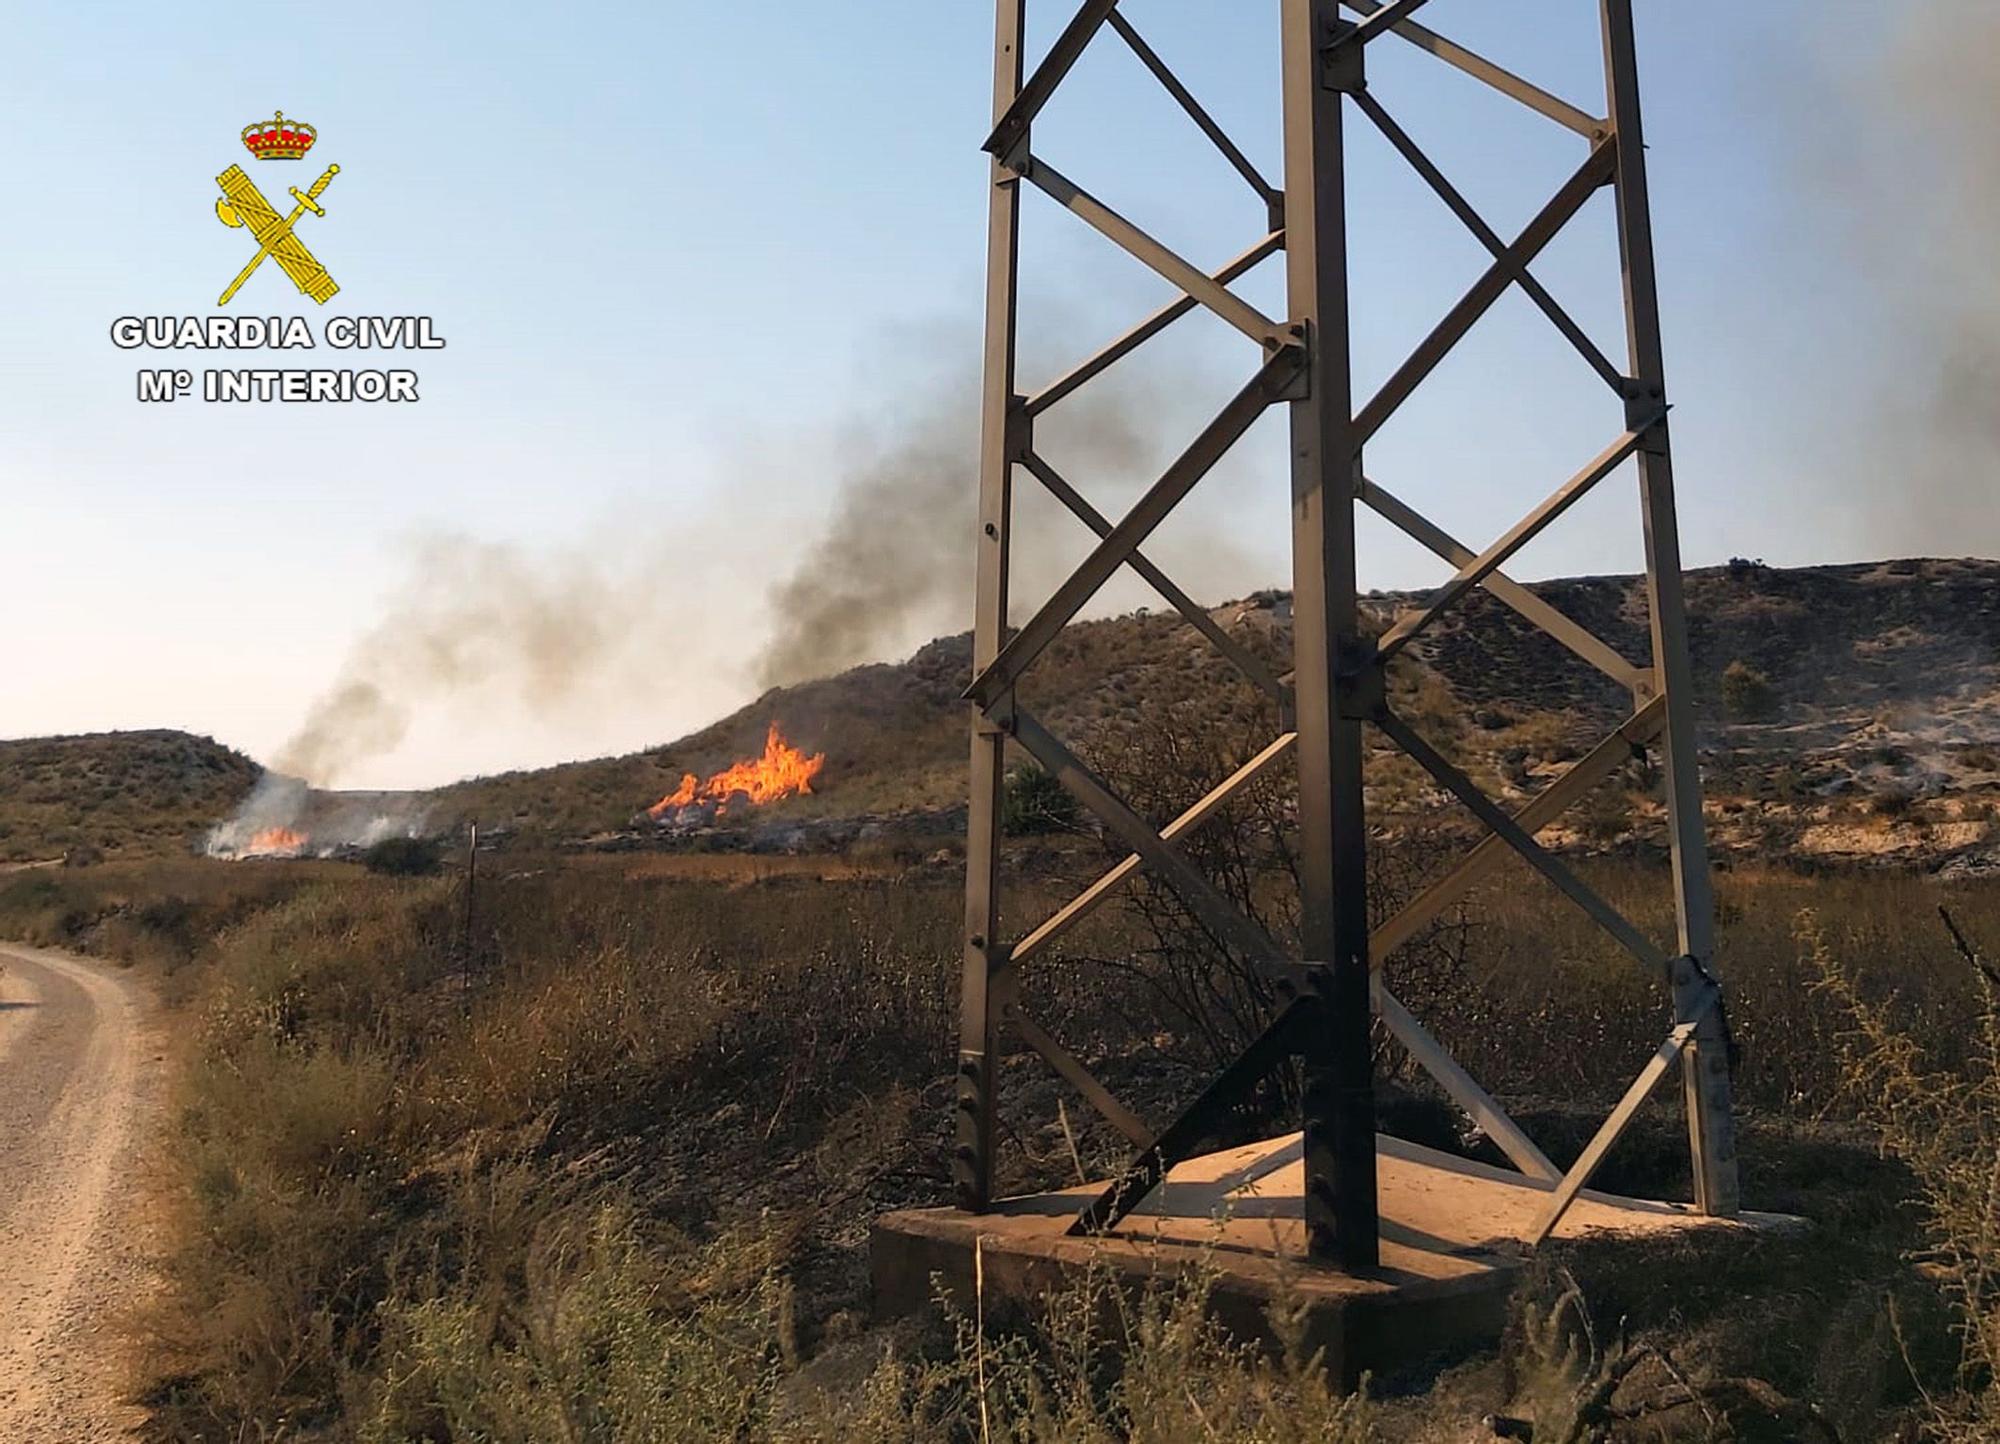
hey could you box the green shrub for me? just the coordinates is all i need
[1720,659,1779,722]
[1001,764,1081,836]
[362,835,443,876]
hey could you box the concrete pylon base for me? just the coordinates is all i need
[873,1133,1796,1386]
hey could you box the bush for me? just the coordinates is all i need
[1720,659,1779,722]
[1001,764,1081,836]
[1810,909,2000,1438]
[1870,789,1917,819]
[361,835,443,876]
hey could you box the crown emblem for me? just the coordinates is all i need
[241,110,316,161]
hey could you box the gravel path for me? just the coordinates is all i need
[0,944,165,1441]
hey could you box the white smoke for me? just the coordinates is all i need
[204,772,433,860]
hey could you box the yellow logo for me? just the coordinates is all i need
[214,112,340,306]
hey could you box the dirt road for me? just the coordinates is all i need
[0,944,164,1441]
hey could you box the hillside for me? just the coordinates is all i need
[6,558,1995,866]
[0,730,259,862]
[426,557,2000,862]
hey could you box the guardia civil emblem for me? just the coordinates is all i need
[214,111,340,306]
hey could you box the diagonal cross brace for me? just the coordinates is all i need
[1373,697,1667,964]
[1012,1006,1154,1146]
[1331,0,1436,50]
[1021,451,1288,704]
[1014,156,1287,347]
[1109,11,1278,207]
[1359,478,1646,691]
[1007,730,1297,971]
[1353,89,1623,392]
[1529,993,1715,1244]
[1377,705,1670,971]
[1375,985,1560,1182]
[1070,998,1312,1236]
[1355,138,1617,446]
[1374,423,1656,665]
[1338,0,1606,139]
[1006,707,1289,973]
[1025,233,1285,417]
[985,0,1121,161]
[967,348,1303,710]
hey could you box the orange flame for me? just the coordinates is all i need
[247,826,308,857]
[649,721,826,819]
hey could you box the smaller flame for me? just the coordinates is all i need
[649,721,825,819]
[246,826,309,857]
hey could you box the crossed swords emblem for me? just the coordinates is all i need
[214,162,341,306]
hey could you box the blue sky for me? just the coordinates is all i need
[0,3,1961,786]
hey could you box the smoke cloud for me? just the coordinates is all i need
[753,347,1195,688]
[277,536,673,785]
[1811,5,2000,553]
[277,323,1267,785]
[203,772,432,858]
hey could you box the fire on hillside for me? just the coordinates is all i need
[204,774,432,861]
[647,721,825,829]
[245,826,309,858]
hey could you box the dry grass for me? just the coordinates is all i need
[1809,905,2000,1439]
[5,841,1993,1439]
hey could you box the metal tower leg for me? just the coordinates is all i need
[955,0,1027,1214]
[1283,0,1379,1269]
[1600,0,1739,1216]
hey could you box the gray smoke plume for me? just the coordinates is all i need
[270,325,1263,784]
[1812,5,2000,553]
[277,536,653,785]
[754,385,981,690]
[753,349,1239,688]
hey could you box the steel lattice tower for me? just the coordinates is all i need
[955,0,1738,1269]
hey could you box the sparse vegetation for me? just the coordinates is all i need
[0,842,1966,1439]
[9,559,2000,1436]
[1720,659,1779,722]
[1001,763,1081,836]
[361,834,443,876]
[0,730,258,861]
[1810,906,2000,1438]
